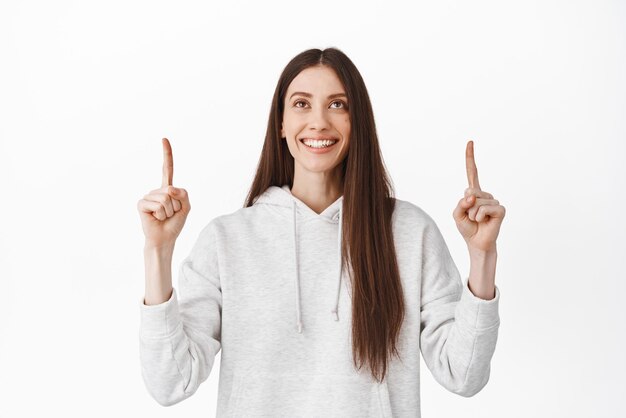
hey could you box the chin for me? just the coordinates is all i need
[298,160,343,174]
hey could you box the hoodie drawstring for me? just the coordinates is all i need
[292,200,303,334]
[292,200,343,334]
[331,205,342,322]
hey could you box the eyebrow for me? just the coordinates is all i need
[289,91,347,100]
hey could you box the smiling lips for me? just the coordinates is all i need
[299,136,339,151]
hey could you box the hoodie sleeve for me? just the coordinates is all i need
[419,216,500,397]
[138,220,222,406]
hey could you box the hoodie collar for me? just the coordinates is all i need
[253,185,345,334]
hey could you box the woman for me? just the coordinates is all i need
[137,47,505,417]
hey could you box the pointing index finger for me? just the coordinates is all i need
[465,140,481,190]
[161,137,173,188]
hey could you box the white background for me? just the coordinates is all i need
[1,1,625,417]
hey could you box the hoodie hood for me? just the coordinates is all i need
[253,184,345,334]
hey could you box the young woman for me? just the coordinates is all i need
[137,47,505,417]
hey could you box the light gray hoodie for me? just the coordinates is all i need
[139,184,501,417]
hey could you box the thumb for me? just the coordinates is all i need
[463,194,475,208]
[167,186,190,212]
[453,194,475,222]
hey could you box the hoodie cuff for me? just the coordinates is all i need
[454,276,500,332]
[139,287,182,339]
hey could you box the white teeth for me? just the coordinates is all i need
[302,138,338,148]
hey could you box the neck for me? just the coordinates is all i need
[290,168,343,215]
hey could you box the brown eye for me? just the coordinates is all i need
[293,99,348,109]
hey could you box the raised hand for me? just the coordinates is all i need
[452,140,506,253]
[137,138,191,248]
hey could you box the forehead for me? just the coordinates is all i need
[287,65,345,95]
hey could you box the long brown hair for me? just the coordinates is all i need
[244,47,405,383]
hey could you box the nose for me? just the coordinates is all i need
[307,104,331,131]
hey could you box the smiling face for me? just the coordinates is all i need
[281,65,351,178]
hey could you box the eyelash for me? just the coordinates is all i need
[293,99,347,109]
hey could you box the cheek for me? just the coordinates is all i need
[283,115,305,134]
[338,116,350,133]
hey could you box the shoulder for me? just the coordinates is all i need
[391,198,452,257]
[391,197,438,232]
[196,204,267,239]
